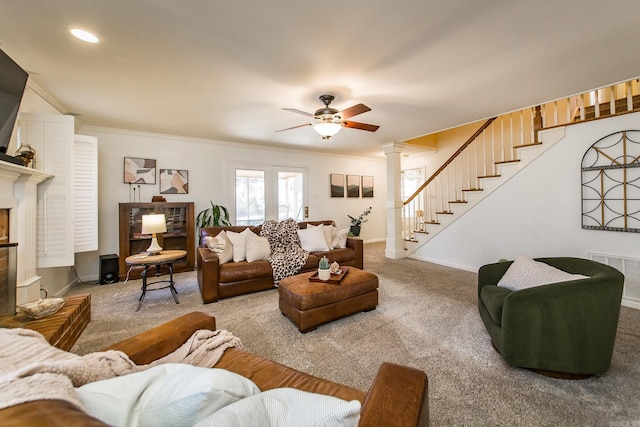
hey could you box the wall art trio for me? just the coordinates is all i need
[330,173,373,198]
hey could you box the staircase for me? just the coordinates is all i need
[401,78,640,256]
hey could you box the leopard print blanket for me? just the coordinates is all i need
[261,218,309,284]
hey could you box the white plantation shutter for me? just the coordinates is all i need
[18,113,74,268]
[73,134,98,252]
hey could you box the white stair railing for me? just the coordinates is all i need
[402,77,640,244]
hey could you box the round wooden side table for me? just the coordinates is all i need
[125,249,187,311]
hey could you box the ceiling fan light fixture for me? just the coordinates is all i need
[312,122,342,139]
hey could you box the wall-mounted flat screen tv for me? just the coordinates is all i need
[0,48,28,162]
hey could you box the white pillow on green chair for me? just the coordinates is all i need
[497,255,588,291]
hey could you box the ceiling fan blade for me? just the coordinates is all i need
[275,123,312,132]
[343,120,380,132]
[339,103,371,119]
[283,108,315,118]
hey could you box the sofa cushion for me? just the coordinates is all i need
[479,285,512,326]
[205,231,233,264]
[202,387,360,427]
[226,228,254,262]
[77,363,360,427]
[310,248,356,266]
[219,260,273,283]
[245,231,271,262]
[77,364,259,427]
[497,255,589,291]
[332,226,350,249]
[297,226,330,252]
[302,254,320,270]
[307,223,335,250]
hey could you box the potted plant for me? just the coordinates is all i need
[318,255,331,280]
[196,201,231,232]
[347,206,372,237]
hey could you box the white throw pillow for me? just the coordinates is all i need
[497,255,589,291]
[297,226,330,252]
[226,228,253,262]
[76,364,260,427]
[332,226,350,249]
[307,223,334,250]
[245,231,271,262]
[194,387,361,427]
[205,231,233,264]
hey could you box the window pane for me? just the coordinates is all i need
[278,171,303,221]
[402,168,425,198]
[235,169,265,225]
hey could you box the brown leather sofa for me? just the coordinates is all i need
[0,311,429,426]
[197,220,364,303]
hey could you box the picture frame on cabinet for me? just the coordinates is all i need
[123,157,156,184]
[160,169,189,194]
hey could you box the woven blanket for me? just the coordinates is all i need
[261,218,309,284]
[0,327,242,411]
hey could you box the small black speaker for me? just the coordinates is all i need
[99,254,119,285]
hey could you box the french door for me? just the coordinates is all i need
[232,164,308,225]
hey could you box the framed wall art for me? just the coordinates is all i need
[123,157,156,184]
[160,169,189,194]
[330,173,345,197]
[347,175,360,198]
[362,175,374,198]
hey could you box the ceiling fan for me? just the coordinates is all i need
[276,95,380,140]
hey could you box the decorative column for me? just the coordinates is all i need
[383,142,405,259]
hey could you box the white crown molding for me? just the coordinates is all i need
[79,124,386,162]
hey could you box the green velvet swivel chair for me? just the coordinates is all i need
[478,257,624,378]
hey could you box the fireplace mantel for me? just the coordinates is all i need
[0,160,53,304]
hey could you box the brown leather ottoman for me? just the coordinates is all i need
[278,267,378,333]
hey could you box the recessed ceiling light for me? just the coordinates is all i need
[69,28,100,44]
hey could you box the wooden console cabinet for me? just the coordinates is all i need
[118,202,195,280]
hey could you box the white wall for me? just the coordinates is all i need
[75,126,387,281]
[411,112,640,271]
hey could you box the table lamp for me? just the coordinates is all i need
[141,214,167,254]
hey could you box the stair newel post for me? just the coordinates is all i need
[383,142,406,259]
[533,105,543,143]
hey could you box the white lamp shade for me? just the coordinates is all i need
[141,214,167,254]
[141,214,167,234]
[313,122,342,139]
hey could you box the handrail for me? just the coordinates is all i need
[403,117,496,205]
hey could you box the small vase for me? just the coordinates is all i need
[318,268,331,281]
[350,225,361,237]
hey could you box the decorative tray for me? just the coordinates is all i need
[18,297,66,319]
[309,266,349,284]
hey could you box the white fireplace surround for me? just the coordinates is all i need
[0,160,52,304]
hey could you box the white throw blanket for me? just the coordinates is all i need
[0,327,242,411]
